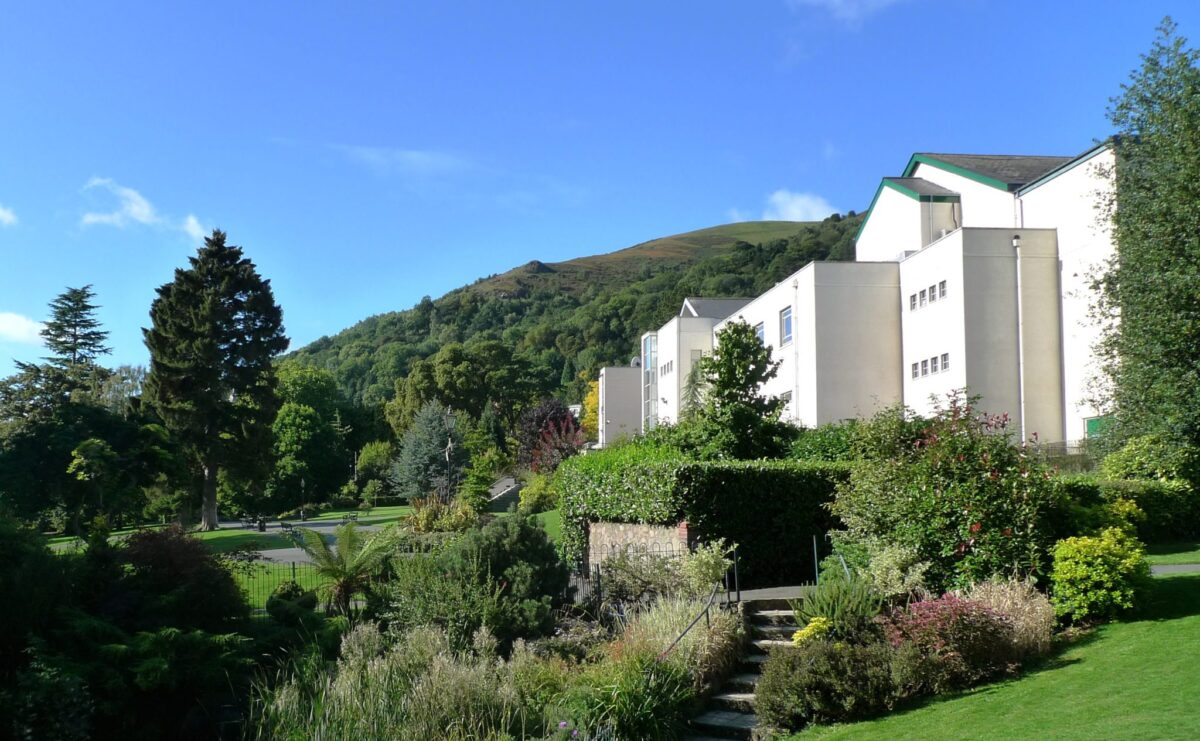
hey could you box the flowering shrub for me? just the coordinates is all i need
[792,616,833,646]
[1050,527,1151,623]
[880,594,1019,693]
[960,578,1055,657]
[831,395,1065,592]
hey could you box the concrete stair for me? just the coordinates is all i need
[684,603,799,741]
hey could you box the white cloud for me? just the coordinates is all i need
[0,312,43,344]
[726,207,750,223]
[81,177,160,228]
[763,189,839,221]
[787,0,904,25]
[182,214,205,241]
[338,145,470,175]
[0,204,16,227]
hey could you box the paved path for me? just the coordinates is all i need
[221,518,382,564]
[1152,563,1200,575]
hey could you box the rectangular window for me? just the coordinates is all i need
[754,322,765,343]
[780,306,793,345]
[941,353,949,371]
[919,289,927,307]
[911,362,919,379]
[931,355,939,373]
[928,284,937,303]
[780,390,793,405]
[910,294,917,311]
[921,359,929,377]
[939,280,947,299]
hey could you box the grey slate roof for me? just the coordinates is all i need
[680,297,753,320]
[916,153,1074,189]
[883,177,959,197]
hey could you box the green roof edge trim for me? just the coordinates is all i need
[854,178,961,242]
[902,153,1013,191]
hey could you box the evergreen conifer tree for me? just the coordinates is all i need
[41,285,110,368]
[143,230,288,529]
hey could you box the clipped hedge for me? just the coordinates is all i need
[1057,475,1200,542]
[556,444,848,586]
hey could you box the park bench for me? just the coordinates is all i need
[340,513,359,525]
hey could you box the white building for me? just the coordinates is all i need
[623,143,1114,445]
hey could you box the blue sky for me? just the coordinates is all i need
[1,0,1195,375]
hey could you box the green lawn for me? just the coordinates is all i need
[535,509,561,543]
[792,574,1200,740]
[1146,541,1200,566]
[235,561,330,610]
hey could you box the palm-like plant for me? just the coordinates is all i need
[295,523,395,617]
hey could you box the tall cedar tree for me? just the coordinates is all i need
[1100,19,1200,451]
[41,285,111,367]
[143,231,288,529]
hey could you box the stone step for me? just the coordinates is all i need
[752,623,797,639]
[688,709,758,740]
[750,638,792,653]
[741,653,769,667]
[750,608,797,622]
[712,691,756,712]
[726,672,761,691]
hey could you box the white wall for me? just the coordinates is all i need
[650,316,716,425]
[900,231,969,416]
[1019,147,1114,441]
[910,162,1016,228]
[598,367,642,447]
[856,186,924,262]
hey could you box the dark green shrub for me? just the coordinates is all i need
[380,552,506,653]
[1057,475,1200,542]
[791,577,883,640]
[791,421,859,462]
[1050,527,1151,623]
[831,397,1065,591]
[756,640,913,731]
[0,649,93,741]
[556,443,847,586]
[880,595,1020,693]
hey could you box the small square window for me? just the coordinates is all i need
[911,362,919,379]
[928,284,937,302]
[931,355,939,373]
[910,294,917,311]
[921,359,929,376]
[941,353,949,370]
[919,289,927,306]
[939,280,947,299]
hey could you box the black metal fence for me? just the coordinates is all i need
[238,561,328,612]
[567,541,742,608]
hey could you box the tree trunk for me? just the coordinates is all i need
[201,463,220,531]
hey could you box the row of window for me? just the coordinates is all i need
[659,359,675,377]
[909,280,948,311]
[911,353,951,379]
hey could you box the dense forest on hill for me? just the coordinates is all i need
[289,213,862,409]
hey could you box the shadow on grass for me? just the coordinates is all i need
[1131,573,1200,622]
[1146,541,1200,557]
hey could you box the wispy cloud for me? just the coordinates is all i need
[0,204,17,227]
[337,145,470,176]
[80,177,206,240]
[763,189,839,221]
[726,207,750,223]
[0,312,43,344]
[787,0,905,26]
[182,214,205,241]
[81,177,160,228]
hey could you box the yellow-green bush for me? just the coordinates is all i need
[1050,527,1151,623]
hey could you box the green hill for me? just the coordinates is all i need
[289,215,861,408]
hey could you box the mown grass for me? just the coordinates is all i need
[1146,541,1200,566]
[235,561,330,610]
[792,574,1200,740]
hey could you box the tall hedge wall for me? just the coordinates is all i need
[556,445,849,587]
[1057,475,1200,542]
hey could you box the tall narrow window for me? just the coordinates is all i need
[911,362,919,379]
[919,289,928,307]
[939,280,947,299]
[910,294,917,311]
[754,322,765,344]
[928,284,937,303]
[780,306,793,345]
[941,353,949,371]
[931,355,939,373]
[921,359,929,377]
